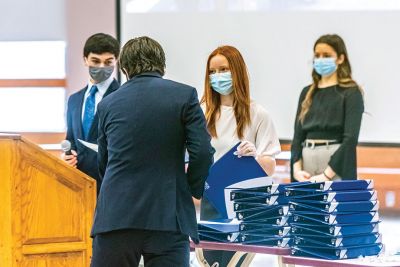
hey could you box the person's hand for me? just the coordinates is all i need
[293,170,311,182]
[309,173,329,182]
[61,150,78,168]
[234,141,257,158]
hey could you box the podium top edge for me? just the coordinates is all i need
[0,133,21,140]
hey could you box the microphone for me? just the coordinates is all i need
[61,140,72,155]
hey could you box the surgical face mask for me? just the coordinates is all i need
[89,66,114,83]
[313,58,337,76]
[210,72,233,95]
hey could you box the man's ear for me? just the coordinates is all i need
[83,56,89,67]
[122,68,129,80]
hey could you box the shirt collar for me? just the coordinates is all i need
[86,75,114,98]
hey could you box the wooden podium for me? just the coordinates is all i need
[0,134,97,267]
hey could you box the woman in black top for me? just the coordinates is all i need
[291,34,364,182]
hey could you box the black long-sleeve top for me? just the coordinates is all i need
[291,84,364,180]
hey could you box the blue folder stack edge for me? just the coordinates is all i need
[197,180,384,260]
[287,179,383,260]
[230,183,295,247]
[198,183,297,247]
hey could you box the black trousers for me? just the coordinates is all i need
[91,229,189,267]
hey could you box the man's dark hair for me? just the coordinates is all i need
[119,36,166,78]
[83,33,120,58]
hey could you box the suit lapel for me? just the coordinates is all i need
[87,79,120,140]
[103,79,119,97]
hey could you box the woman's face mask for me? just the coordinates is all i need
[313,57,337,76]
[209,71,233,95]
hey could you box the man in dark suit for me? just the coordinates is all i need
[90,36,214,267]
[62,33,120,193]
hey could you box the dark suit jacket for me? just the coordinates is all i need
[91,72,214,242]
[66,79,119,192]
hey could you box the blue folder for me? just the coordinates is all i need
[231,190,276,201]
[232,182,310,195]
[241,235,291,247]
[234,202,287,212]
[234,202,290,213]
[204,142,268,218]
[198,219,239,232]
[198,219,241,243]
[289,200,379,213]
[293,233,381,248]
[286,180,374,193]
[290,222,380,237]
[237,215,292,225]
[289,190,377,202]
[291,243,383,260]
[199,231,242,243]
[240,225,291,237]
[291,211,379,225]
[231,191,289,205]
[240,222,292,232]
[236,205,289,221]
[234,202,272,212]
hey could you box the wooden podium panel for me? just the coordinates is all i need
[21,252,84,267]
[0,134,96,267]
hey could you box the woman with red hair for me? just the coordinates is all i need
[199,45,281,266]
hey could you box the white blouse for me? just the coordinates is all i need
[203,102,281,161]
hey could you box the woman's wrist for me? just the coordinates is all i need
[294,169,302,178]
[323,170,333,180]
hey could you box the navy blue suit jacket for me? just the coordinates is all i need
[66,79,119,192]
[91,72,214,242]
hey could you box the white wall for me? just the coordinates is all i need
[121,5,400,143]
[0,0,117,132]
[65,0,117,96]
[0,0,65,41]
[0,0,117,98]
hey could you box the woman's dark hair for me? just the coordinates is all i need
[119,36,166,78]
[299,34,360,123]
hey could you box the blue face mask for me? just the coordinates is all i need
[210,72,233,95]
[313,58,337,76]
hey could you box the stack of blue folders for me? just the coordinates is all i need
[287,180,383,260]
[198,219,242,243]
[226,183,302,247]
[198,183,295,246]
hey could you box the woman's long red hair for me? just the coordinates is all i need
[200,46,251,139]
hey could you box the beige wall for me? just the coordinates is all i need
[65,0,117,97]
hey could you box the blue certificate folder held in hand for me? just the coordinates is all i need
[203,142,268,218]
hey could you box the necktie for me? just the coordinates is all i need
[82,85,98,140]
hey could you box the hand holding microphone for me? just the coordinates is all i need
[60,140,78,167]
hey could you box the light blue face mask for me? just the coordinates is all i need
[313,58,337,76]
[210,72,233,95]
